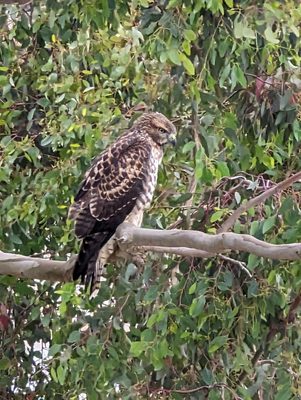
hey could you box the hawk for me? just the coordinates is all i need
[69,112,176,293]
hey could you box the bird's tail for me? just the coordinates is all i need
[73,232,113,293]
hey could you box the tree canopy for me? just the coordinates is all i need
[1,0,301,398]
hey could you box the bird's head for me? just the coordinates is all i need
[133,112,177,147]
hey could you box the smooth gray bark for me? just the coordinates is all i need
[1,224,301,282]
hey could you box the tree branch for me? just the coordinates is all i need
[218,171,301,233]
[0,0,31,4]
[116,224,301,260]
[1,223,301,282]
[139,246,214,258]
[0,251,74,281]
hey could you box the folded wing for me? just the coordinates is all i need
[69,132,152,284]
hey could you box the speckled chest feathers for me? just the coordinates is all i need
[69,112,176,293]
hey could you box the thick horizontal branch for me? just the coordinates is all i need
[116,223,301,261]
[139,246,214,258]
[0,251,74,281]
[0,0,31,4]
[1,223,301,282]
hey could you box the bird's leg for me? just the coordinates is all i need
[90,237,117,297]
[111,244,146,267]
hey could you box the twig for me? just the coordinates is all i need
[163,383,242,399]
[182,106,201,228]
[237,345,264,383]
[218,254,252,277]
[198,16,222,82]
[237,289,301,384]
[287,291,301,323]
[218,171,301,233]
[244,73,276,87]
[222,88,246,104]
[118,293,130,317]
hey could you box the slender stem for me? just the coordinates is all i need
[218,171,301,233]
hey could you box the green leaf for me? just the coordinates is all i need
[37,98,50,107]
[208,336,227,354]
[157,339,173,357]
[189,296,205,317]
[130,341,148,357]
[219,63,231,87]
[40,136,53,147]
[168,49,181,65]
[183,141,195,153]
[67,331,81,343]
[195,161,203,179]
[264,26,279,44]
[262,216,276,234]
[57,365,66,385]
[250,220,259,236]
[261,154,275,169]
[233,20,255,39]
[242,25,256,39]
[216,161,230,177]
[27,108,36,121]
[210,210,225,223]
[182,39,191,55]
[247,254,260,271]
[0,76,8,86]
[172,192,192,204]
[50,367,58,383]
[180,53,195,75]
[233,20,244,39]
[147,313,158,328]
[141,329,155,342]
[48,344,62,357]
[144,285,159,302]
[166,0,181,8]
[55,93,65,103]
[234,65,247,87]
[0,357,10,370]
[30,306,40,321]
[183,29,196,41]
[274,382,293,400]
[247,280,258,298]
[111,66,126,79]
[108,346,119,360]
[189,282,197,295]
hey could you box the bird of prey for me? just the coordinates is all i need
[69,112,176,293]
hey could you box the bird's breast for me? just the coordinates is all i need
[127,145,163,225]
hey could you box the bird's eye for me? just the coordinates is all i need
[159,127,167,133]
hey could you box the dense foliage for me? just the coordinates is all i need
[1,0,301,398]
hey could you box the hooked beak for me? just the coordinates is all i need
[168,133,176,146]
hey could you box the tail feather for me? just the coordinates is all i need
[73,232,113,292]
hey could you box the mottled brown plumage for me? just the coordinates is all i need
[69,112,176,293]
